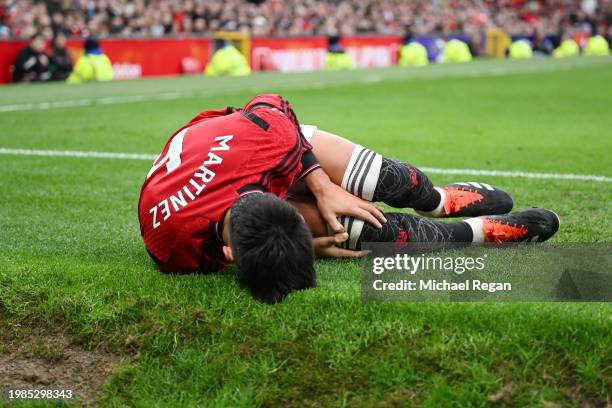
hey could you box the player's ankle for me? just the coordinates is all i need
[464,217,485,243]
[415,187,445,217]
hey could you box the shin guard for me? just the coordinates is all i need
[373,158,440,211]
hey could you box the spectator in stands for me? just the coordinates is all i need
[13,31,51,82]
[50,11,66,36]
[204,39,251,76]
[67,37,113,84]
[49,32,72,80]
[324,35,355,70]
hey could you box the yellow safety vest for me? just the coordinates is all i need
[205,45,251,76]
[443,39,473,63]
[509,40,533,59]
[67,53,113,84]
[584,35,610,56]
[324,51,356,70]
[553,39,580,58]
[398,42,429,67]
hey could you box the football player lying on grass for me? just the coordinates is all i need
[139,94,560,303]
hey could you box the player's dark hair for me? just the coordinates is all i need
[229,193,316,304]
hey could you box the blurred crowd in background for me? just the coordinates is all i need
[1,0,611,43]
[4,0,611,83]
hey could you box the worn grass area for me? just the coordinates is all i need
[0,58,611,407]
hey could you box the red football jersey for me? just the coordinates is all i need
[138,95,320,274]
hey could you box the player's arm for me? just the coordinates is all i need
[301,166,386,233]
[294,125,385,232]
[287,194,369,258]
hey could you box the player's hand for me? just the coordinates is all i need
[315,181,386,233]
[313,232,369,258]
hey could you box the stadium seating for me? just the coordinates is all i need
[2,0,610,43]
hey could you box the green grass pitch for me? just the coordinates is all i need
[0,57,611,407]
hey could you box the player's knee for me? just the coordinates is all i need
[229,193,316,303]
[340,145,383,200]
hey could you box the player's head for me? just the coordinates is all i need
[228,193,316,304]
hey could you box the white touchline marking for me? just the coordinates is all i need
[419,166,612,183]
[0,147,156,161]
[0,91,200,113]
[1,147,610,183]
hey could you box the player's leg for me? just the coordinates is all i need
[287,194,559,249]
[306,128,441,211]
[306,128,513,217]
[287,194,470,246]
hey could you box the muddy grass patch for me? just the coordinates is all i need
[0,324,122,406]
